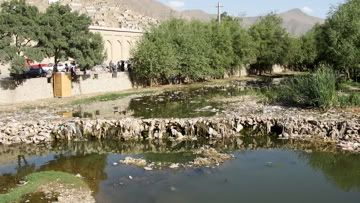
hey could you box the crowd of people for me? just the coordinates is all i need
[108,60,132,73]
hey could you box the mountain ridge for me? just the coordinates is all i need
[1,0,324,35]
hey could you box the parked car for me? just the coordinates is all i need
[42,63,54,72]
[25,67,47,78]
[54,63,66,72]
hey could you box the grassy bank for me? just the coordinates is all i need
[0,171,88,203]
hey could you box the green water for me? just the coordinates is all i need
[0,139,359,203]
[69,84,261,119]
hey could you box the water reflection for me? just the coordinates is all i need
[0,138,359,203]
[64,84,265,119]
[302,152,360,192]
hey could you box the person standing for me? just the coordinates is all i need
[109,61,114,73]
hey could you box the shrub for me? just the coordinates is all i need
[275,67,337,109]
[338,93,360,107]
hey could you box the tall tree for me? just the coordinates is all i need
[38,3,105,68]
[284,36,304,70]
[299,25,322,70]
[249,13,290,74]
[320,0,360,80]
[0,0,43,74]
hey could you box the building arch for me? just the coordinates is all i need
[105,40,113,63]
[116,40,123,61]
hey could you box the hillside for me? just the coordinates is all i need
[242,9,324,35]
[1,0,324,34]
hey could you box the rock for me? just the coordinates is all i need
[169,163,180,169]
[120,157,147,167]
[75,174,82,178]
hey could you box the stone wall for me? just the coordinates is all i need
[0,72,133,104]
[72,72,133,96]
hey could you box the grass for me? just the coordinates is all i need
[0,171,88,203]
[272,68,337,109]
[338,92,360,107]
[71,90,155,105]
[338,81,360,93]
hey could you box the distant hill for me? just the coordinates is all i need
[242,9,324,35]
[0,0,324,35]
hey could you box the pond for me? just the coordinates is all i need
[68,83,262,119]
[0,138,359,203]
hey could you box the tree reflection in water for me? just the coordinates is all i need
[302,152,360,191]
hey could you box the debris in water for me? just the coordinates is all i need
[75,174,82,178]
[169,163,180,169]
[120,157,147,167]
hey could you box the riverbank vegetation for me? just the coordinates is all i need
[268,67,360,109]
[131,0,359,87]
[0,171,89,203]
[130,0,359,109]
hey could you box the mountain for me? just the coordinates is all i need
[1,0,324,35]
[242,9,324,35]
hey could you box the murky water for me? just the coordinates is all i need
[0,138,359,203]
[68,84,261,119]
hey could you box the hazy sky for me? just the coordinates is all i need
[158,0,346,18]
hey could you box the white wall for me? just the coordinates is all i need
[0,73,133,105]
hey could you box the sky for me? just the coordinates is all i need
[158,0,346,18]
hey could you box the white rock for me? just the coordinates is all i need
[169,163,179,169]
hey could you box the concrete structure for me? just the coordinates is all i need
[0,73,133,104]
[89,26,144,63]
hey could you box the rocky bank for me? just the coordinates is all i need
[0,110,359,152]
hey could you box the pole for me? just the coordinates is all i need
[216,2,224,24]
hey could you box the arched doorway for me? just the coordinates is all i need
[116,40,123,61]
[105,40,113,63]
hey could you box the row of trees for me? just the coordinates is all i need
[0,0,105,74]
[131,0,359,85]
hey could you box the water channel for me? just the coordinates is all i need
[0,138,359,203]
[1,80,360,202]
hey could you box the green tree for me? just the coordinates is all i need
[249,13,290,74]
[284,36,304,70]
[320,0,360,80]
[132,17,258,85]
[209,18,235,75]
[299,26,322,70]
[177,20,213,81]
[222,13,257,68]
[0,0,43,74]
[38,3,105,68]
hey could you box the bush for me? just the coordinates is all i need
[131,17,257,85]
[275,67,337,109]
[338,93,360,107]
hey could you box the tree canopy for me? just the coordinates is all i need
[131,16,258,85]
[0,0,43,74]
[249,14,290,74]
[38,3,105,68]
[0,0,105,74]
[319,0,360,80]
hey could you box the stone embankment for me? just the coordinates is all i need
[0,115,359,152]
